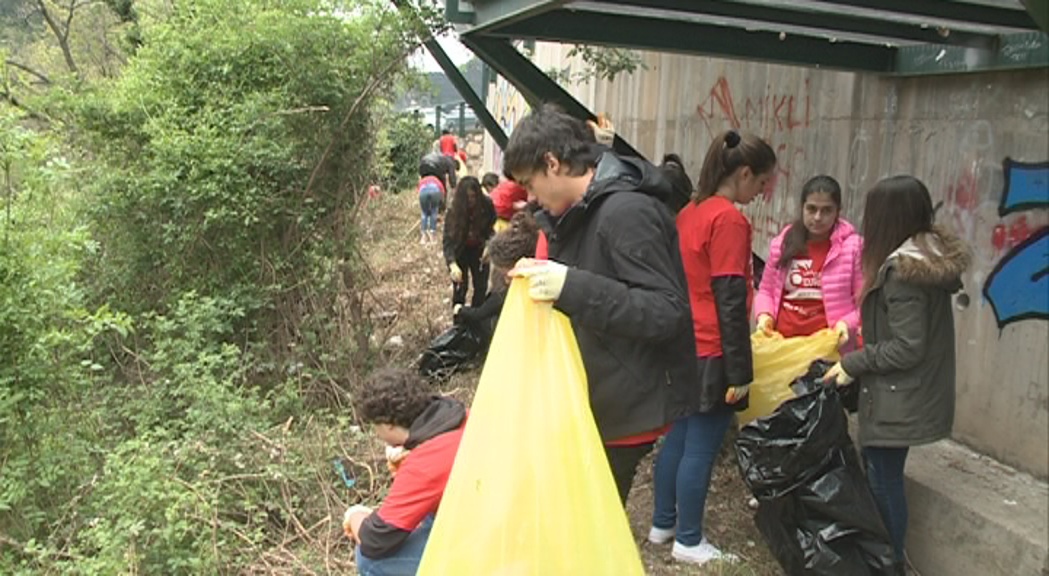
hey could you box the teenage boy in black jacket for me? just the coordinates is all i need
[507,105,698,504]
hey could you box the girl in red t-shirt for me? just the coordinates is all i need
[754,176,863,346]
[650,130,777,567]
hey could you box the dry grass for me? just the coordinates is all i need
[357,190,781,575]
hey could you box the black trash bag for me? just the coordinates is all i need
[791,359,859,413]
[417,324,486,379]
[736,361,896,576]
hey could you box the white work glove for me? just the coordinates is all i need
[725,385,750,405]
[756,314,775,336]
[510,258,568,302]
[342,504,372,541]
[385,445,410,476]
[834,321,850,347]
[823,362,854,386]
[449,262,463,283]
[587,118,616,147]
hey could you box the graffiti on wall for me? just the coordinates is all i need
[983,159,1049,329]
[695,75,812,192]
[487,77,529,172]
[693,75,816,255]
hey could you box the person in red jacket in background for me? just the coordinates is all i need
[343,368,467,576]
[490,179,529,233]
[439,129,457,157]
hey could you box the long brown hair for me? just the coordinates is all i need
[694,130,776,202]
[777,175,843,269]
[860,176,934,293]
[446,176,486,243]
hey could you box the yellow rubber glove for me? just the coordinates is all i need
[509,258,568,301]
[823,362,854,386]
[725,384,750,404]
[835,321,850,347]
[756,314,775,336]
[449,262,463,283]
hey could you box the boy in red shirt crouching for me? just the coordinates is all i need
[343,368,467,576]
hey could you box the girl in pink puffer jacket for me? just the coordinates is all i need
[754,175,863,348]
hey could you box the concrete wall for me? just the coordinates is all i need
[484,44,1049,478]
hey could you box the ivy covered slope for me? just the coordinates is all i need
[0,1,442,574]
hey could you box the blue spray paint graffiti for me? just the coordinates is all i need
[983,158,1049,328]
[999,158,1049,216]
[984,227,1049,328]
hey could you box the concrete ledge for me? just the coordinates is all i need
[905,440,1049,576]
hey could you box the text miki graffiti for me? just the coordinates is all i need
[983,158,1049,329]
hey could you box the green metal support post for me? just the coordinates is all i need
[461,35,647,160]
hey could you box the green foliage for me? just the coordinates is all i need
[376,105,434,193]
[0,1,444,573]
[548,45,647,85]
[75,0,428,360]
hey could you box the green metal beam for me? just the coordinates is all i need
[444,0,474,25]
[813,0,1039,31]
[422,36,508,149]
[895,30,1049,75]
[1021,0,1049,33]
[468,0,567,34]
[596,0,997,48]
[490,9,897,73]
[460,35,646,160]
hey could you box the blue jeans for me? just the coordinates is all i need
[355,516,434,576]
[864,447,910,563]
[652,409,734,546]
[419,186,442,233]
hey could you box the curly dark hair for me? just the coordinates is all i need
[488,211,539,269]
[356,368,433,428]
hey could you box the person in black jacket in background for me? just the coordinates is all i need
[454,210,539,343]
[443,176,496,310]
[506,104,697,506]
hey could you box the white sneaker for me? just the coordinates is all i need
[748,497,759,510]
[648,525,675,545]
[672,539,740,566]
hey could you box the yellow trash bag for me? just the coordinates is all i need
[417,279,644,576]
[737,329,841,427]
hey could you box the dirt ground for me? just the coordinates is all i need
[359,190,781,575]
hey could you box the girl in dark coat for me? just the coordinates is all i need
[825,176,970,573]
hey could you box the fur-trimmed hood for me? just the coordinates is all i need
[888,226,972,292]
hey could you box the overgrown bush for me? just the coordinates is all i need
[0,1,445,573]
[76,0,431,374]
[376,105,434,193]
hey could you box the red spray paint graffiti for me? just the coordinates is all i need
[695,76,813,197]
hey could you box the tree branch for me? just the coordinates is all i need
[4,60,52,85]
[0,89,50,123]
[36,0,80,77]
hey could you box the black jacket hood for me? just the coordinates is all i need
[537,152,673,238]
[405,396,466,449]
[586,152,674,205]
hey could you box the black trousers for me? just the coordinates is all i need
[604,442,656,506]
[453,244,488,308]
